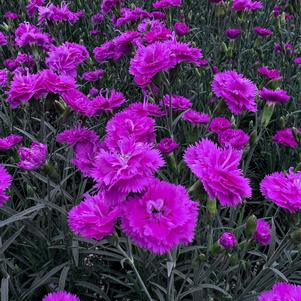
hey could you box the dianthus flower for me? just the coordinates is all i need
[114,7,150,26]
[218,129,249,150]
[219,232,237,249]
[273,128,299,148]
[0,164,12,207]
[184,139,251,207]
[91,137,164,204]
[27,0,45,17]
[0,32,8,46]
[0,134,23,151]
[225,28,241,39]
[91,90,125,113]
[17,141,47,171]
[232,0,263,12]
[68,192,120,240]
[82,69,104,82]
[127,102,165,117]
[294,57,301,65]
[101,0,123,14]
[254,27,273,37]
[121,179,198,254]
[42,291,80,301]
[4,12,18,20]
[260,169,301,213]
[212,71,257,114]
[253,219,272,245]
[157,138,179,154]
[153,0,181,9]
[259,88,290,104]
[144,22,172,44]
[0,70,8,88]
[182,110,210,125]
[258,283,301,301]
[174,22,190,37]
[160,95,192,111]
[209,117,232,134]
[257,66,281,80]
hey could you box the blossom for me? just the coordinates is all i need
[253,219,272,246]
[114,7,150,27]
[258,283,301,301]
[157,138,179,154]
[161,95,192,111]
[259,88,290,104]
[121,179,198,254]
[91,13,104,24]
[144,22,172,44]
[219,232,237,249]
[153,0,181,9]
[260,169,301,213]
[0,32,8,46]
[82,69,104,82]
[46,42,89,78]
[209,117,231,134]
[4,12,18,20]
[257,66,281,80]
[91,90,125,113]
[273,5,280,17]
[184,139,251,207]
[0,135,23,151]
[254,27,273,37]
[212,71,257,114]
[89,87,99,97]
[0,164,12,207]
[17,141,47,171]
[68,192,120,240]
[182,110,210,125]
[294,57,301,64]
[175,22,190,37]
[273,128,298,148]
[225,28,241,39]
[218,129,249,150]
[101,0,123,14]
[91,137,164,204]
[127,102,165,117]
[42,291,80,301]
[0,70,8,88]
[232,0,263,12]
[27,0,45,17]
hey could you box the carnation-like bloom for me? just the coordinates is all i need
[160,95,192,111]
[225,28,241,39]
[258,283,301,301]
[68,192,120,240]
[101,0,123,14]
[157,138,179,154]
[0,70,8,88]
[27,0,45,17]
[42,291,80,301]
[0,32,8,46]
[253,219,272,246]
[174,22,190,37]
[153,0,181,9]
[17,141,47,171]
[259,88,290,104]
[219,232,237,249]
[114,7,150,27]
[218,129,249,150]
[82,69,104,82]
[4,12,18,20]
[257,66,281,81]
[209,117,232,134]
[0,134,23,151]
[294,57,301,65]
[212,71,257,114]
[182,110,210,125]
[273,128,299,148]
[0,164,12,207]
[91,137,164,204]
[232,0,263,12]
[91,90,125,113]
[121,179,198,254]
[254,27,273,37]
[184,139,252,207]
[127,102,165,117]
[260,169,301,213]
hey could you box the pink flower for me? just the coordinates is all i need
[219,232,237,249]
[0,134,23,151]
[257,66,281,80]
[42,291,80,301]
[153,0,181,9]
[91,90,125,113]
[0,164,12,207]
[294,57,301,64]
[89,87,99,97]
[91,137,164,204]
[273,128,298,148]
[0,32,8,46]
[175,22,190,37]
[144,22,172,44]
[232,0,263,12]
[91,13,104,24]
[157,138,179,154]
[209,117,232,134]
[212,71,257,114]
[82,69,104,82]
[114,7,150,27]
[254,27,273,37]
[259,283,301,301]
[184,139,252,207]
[260,169,301,213]
[253,219,272,246]
[101,0,123,14]
[17,141,47,171]
[217,129,249,150]
[4,12,18,20]
[27,0,45,17]
[225,28,241,39]
[182,110,210,125]
[259,88,290,104]
[160,95,192,111]
[0,70,8,87]
[68,192,120,240]
[273,5,280,17]
[121,179,198,254]
[127,102,165,117]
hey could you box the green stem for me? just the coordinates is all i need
[167,251,175,301]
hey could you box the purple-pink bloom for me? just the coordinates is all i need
[273,5,280,17]
[91,90,125,113]
[258,283,301,301]
[219,232,237,249]
[232,0,263,12]
[42,291,80,301]
[175,22,190,37]
[225,28,241,39]
[0,32,8,46]
[273,128,298,148]
[68,192,120,240]
[157,138,179,154]
[91,13,104,24]
[0,70,8,88]
[260,169,301,213]
[253,219,272,246]
[259,88,290,104]
[161,95,192,111]
[153,0,181,9]
[212,70,257,114]
[4,12,18,20]
[101,0,123,14]
[114,7,150,27]
[217,129,249,150]
[294,57,301,64]
[254,27,273,37]
[27,0,45,17]
[0,134,23,151]
[184,138,252,207]
[127,102,165,117]
[0,164,12,207]
[121,179,198,254]
[209,117,232,134]
[82,69,104,82]
[257,66,281,80]
[17,141,47,171]
[182,110,210,125]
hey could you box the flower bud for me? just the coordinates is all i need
[246,215,257,238]
[291,229,301,244]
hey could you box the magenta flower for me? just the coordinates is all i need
[175,22,190,37]
[42,291,80,301]
[184,139,252,207]
[0,70,8,88]
[91,137,164,204]
[89,87,99,97]
[225,28,241,39]
[182,110,210,125]
[232,0,263,12]
[259,88,290,104]
[0,164,12,207]
[257,66,281,81]
[273,128,298,148]
[294,57,301,64]
[91,13,104,24]
[0,32,8,46]
[4,12,18,20]
[0,135,23,151]
[212,71,257,114]
[82,69,104,82]
[219,232,237,249]
[127,102,165,117]
[209,117,232,134]
[258,283,301,301]
[92,90,125,113]
[161,95,192,111]
[157,138,179,154]
[68,192,120,240]
[253,219,272,246]
[101,0,123,14]
[218,129,249,150]
[17,141,47,171]
[273,5,280,17]
[27,0,45,17]
[260,169,301,213]
[254,27,273,37]
[153,0,181,9]
[114,7,150,27]
[121,179,198,254]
